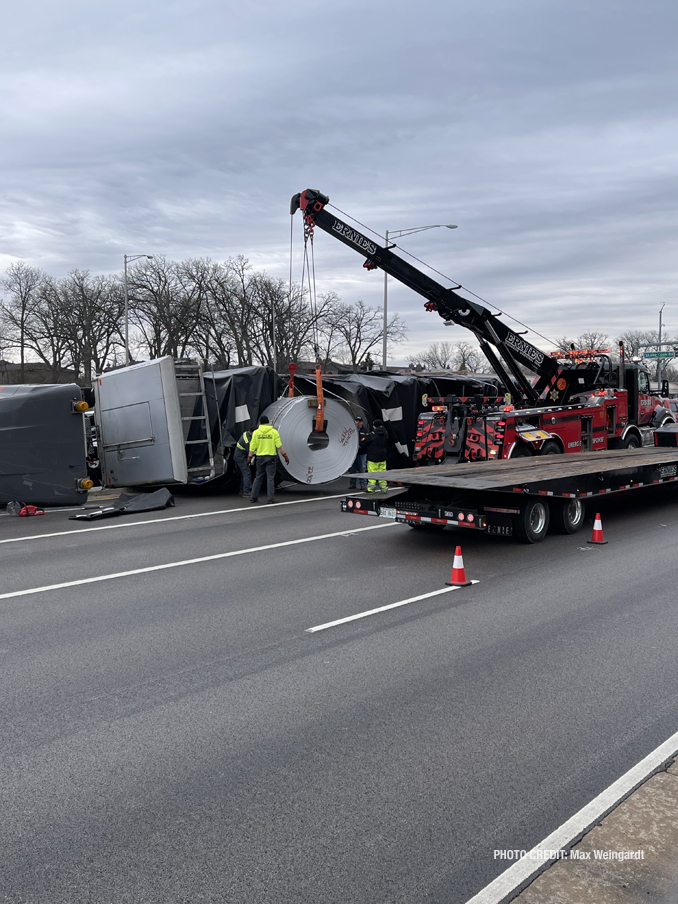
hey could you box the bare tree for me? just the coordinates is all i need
[332,299,407,371]
[412,340,487,373]
[18,277,74,382]
[411,341,456,370]
[0,262,45,381]
[128,256,203,361]
[51,270,125,383]
[247,273,326,369]
[554,332,610,353]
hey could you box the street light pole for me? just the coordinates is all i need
[382,230,389,369]
[123,253,154,367]
[381,223,457,369]
[658,303,666,391]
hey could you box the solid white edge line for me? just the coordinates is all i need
[0,521,401,601]
[306,581,480,632]
[0,491,365,546]
[464,727,678,904]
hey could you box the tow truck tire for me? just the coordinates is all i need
[550,497,584,534]
[540,441,562,455]
[621,433,641,450]
[510,443,532,459]
[514,498,550,543]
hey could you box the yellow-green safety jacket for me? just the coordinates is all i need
[249,424,283,457]
[236,430,253,452]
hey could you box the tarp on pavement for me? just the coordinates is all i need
[68,487,175,520]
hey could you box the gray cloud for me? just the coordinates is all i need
[2,0,677,360]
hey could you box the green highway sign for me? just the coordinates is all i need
[644,350,675,359]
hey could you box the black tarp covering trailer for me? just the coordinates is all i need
[0,383,90,506]
[204,365,285,478]
[292,371,502,470]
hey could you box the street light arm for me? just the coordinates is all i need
[389,224,458,239]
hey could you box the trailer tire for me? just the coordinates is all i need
[550,497,584,534]
[540,441,562,455]
[514,498,550,543]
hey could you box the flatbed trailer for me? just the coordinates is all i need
[341,447,678,543]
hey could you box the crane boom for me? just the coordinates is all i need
[291,188,562,404]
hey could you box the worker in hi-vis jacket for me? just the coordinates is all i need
[364,418,390,494]
[233,427,254,497]
[247,415,289,504]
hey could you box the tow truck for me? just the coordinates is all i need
[290,188,675,466]
[290,188,678,543]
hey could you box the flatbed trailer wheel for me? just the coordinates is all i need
[550,497,584,534]
[514,498,550,543]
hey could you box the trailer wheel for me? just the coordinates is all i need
[514,498,550,543]
[550,497,584,534]
[540,441,562,455]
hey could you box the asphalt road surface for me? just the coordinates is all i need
[3,479,678,904]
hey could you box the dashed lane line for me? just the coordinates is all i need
[0,491,363,546]
[0,521,401,601]
[306,582,480,632]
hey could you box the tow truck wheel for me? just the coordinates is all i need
[621,433,641,450]
[514,498,550,543]
[540,441,562,455]
[550,497,584,534]
[510,443,532,459]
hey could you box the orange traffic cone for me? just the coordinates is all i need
[590,512,608,545]
[446,545,473,587]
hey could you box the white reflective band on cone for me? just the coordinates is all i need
[262,397,359,485]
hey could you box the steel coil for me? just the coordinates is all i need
[262,397,358,484]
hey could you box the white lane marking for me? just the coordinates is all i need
[306,582,479,633]
[464,727,678,904]
[0,522,401,601]
[0,491,361,546]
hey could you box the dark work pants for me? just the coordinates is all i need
[233,449,252,494]
[251,455,277,502]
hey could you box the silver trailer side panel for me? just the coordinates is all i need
[94,357,188,487]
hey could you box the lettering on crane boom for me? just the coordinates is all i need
[331,220,378,255]
[504,331,545,366]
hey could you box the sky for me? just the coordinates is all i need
[2,0,677,363]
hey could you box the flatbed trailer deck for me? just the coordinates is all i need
[341,448,678,542]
